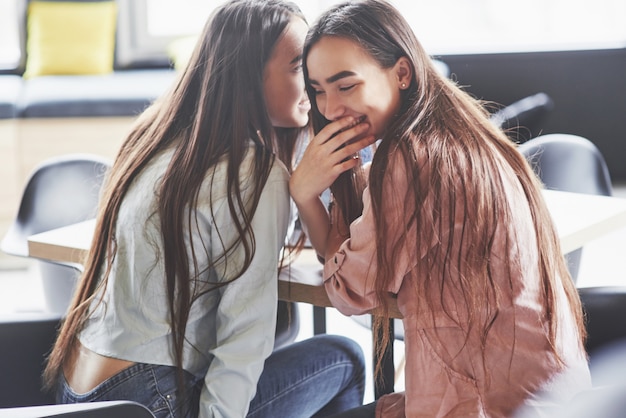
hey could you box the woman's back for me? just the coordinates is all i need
[79,144,292,411]
[392,146,591,416]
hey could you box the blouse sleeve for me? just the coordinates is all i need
[324,151,419,316]
[198,162,291,418]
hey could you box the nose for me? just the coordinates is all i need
[319,92,345,121]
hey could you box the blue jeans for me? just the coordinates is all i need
[57,334,365,417]
[248,334,365,417]
[57,362,201,417]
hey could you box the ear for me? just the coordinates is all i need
[395,56,413,90]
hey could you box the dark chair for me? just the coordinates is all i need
[491,92,554,144]
[578,286,626,360]
[274,300,299,350]
[1,154,112,314]
[0,400,155,417]
[0,313,62,408]
[518,134,613,281]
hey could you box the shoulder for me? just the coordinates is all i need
[267,156,290,185]
[239,145,289,188]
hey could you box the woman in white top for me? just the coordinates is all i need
[44,1,367,417]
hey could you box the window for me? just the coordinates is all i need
[121,0,626,62]
[393,0,626,55]
[6,0,624,72]
[116,0,226,67]
[0,0,22,71]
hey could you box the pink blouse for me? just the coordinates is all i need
[324,148,591,417]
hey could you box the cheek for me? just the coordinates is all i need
[280,78,301,108]
[370,87,401,132]
[290,77,305,101]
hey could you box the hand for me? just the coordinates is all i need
[290,116,376,206]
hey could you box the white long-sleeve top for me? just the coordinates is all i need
[79,144,291,417]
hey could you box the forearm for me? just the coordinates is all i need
[325,201,350,262]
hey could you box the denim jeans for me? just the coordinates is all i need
[248,334,366,417]
[57,362,201,417]
[57,334,366,417]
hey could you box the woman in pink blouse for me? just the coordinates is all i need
[290,1,591,417]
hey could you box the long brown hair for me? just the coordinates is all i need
[44,0,306,390]
[304,0,585,380]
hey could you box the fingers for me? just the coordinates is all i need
[343,135,377,156]
[293,116,376,200]
[313,121,371,164]
[333,153,364,176]
[316,116,363,144]
[331,135,376,165]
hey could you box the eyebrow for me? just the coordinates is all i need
[309,70,357,85]
[289,54,303,65]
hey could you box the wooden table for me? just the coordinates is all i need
[26,189,626,397]
[25,219,386,314]
[27,189,626,309]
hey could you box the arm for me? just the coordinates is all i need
[324,157,374,258]
[324,152,419,316]
[199,164,291,418]
[290,116,375,258]
[323,186,381,315]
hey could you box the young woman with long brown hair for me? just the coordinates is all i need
[43,1,366,416]
[290,1,591,416]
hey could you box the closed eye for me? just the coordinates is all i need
[339,85,356,92]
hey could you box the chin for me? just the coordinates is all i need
[291,114,310,128]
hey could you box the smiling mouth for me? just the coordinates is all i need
[352,115,367,126]
[332,115,368,147]
[340,115,367,132]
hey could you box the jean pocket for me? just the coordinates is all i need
[147,366,201,418]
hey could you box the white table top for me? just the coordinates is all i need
[27,189,626,316]
[541,190,626,254]
[28,189,626,260]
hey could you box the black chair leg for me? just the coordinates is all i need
[313,306,326,335]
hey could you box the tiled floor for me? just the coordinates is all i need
[1,183,625,402]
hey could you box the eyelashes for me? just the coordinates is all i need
[312,84,356,96]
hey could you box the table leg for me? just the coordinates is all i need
[313,306,326,335]
[373,317,395,399]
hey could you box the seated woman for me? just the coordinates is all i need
[291,0,591,416]
[43,1,366,417]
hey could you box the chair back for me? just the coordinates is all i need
[1,154,111,313]
[1,154,111,257]
[0,313,62,408]
[578,286,626,358]
[274,300,300,350]
[518,134,613,281]
[491,92,554,143]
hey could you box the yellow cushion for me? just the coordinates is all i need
[24,1,117,78]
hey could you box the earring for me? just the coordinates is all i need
[401,83,407,89]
